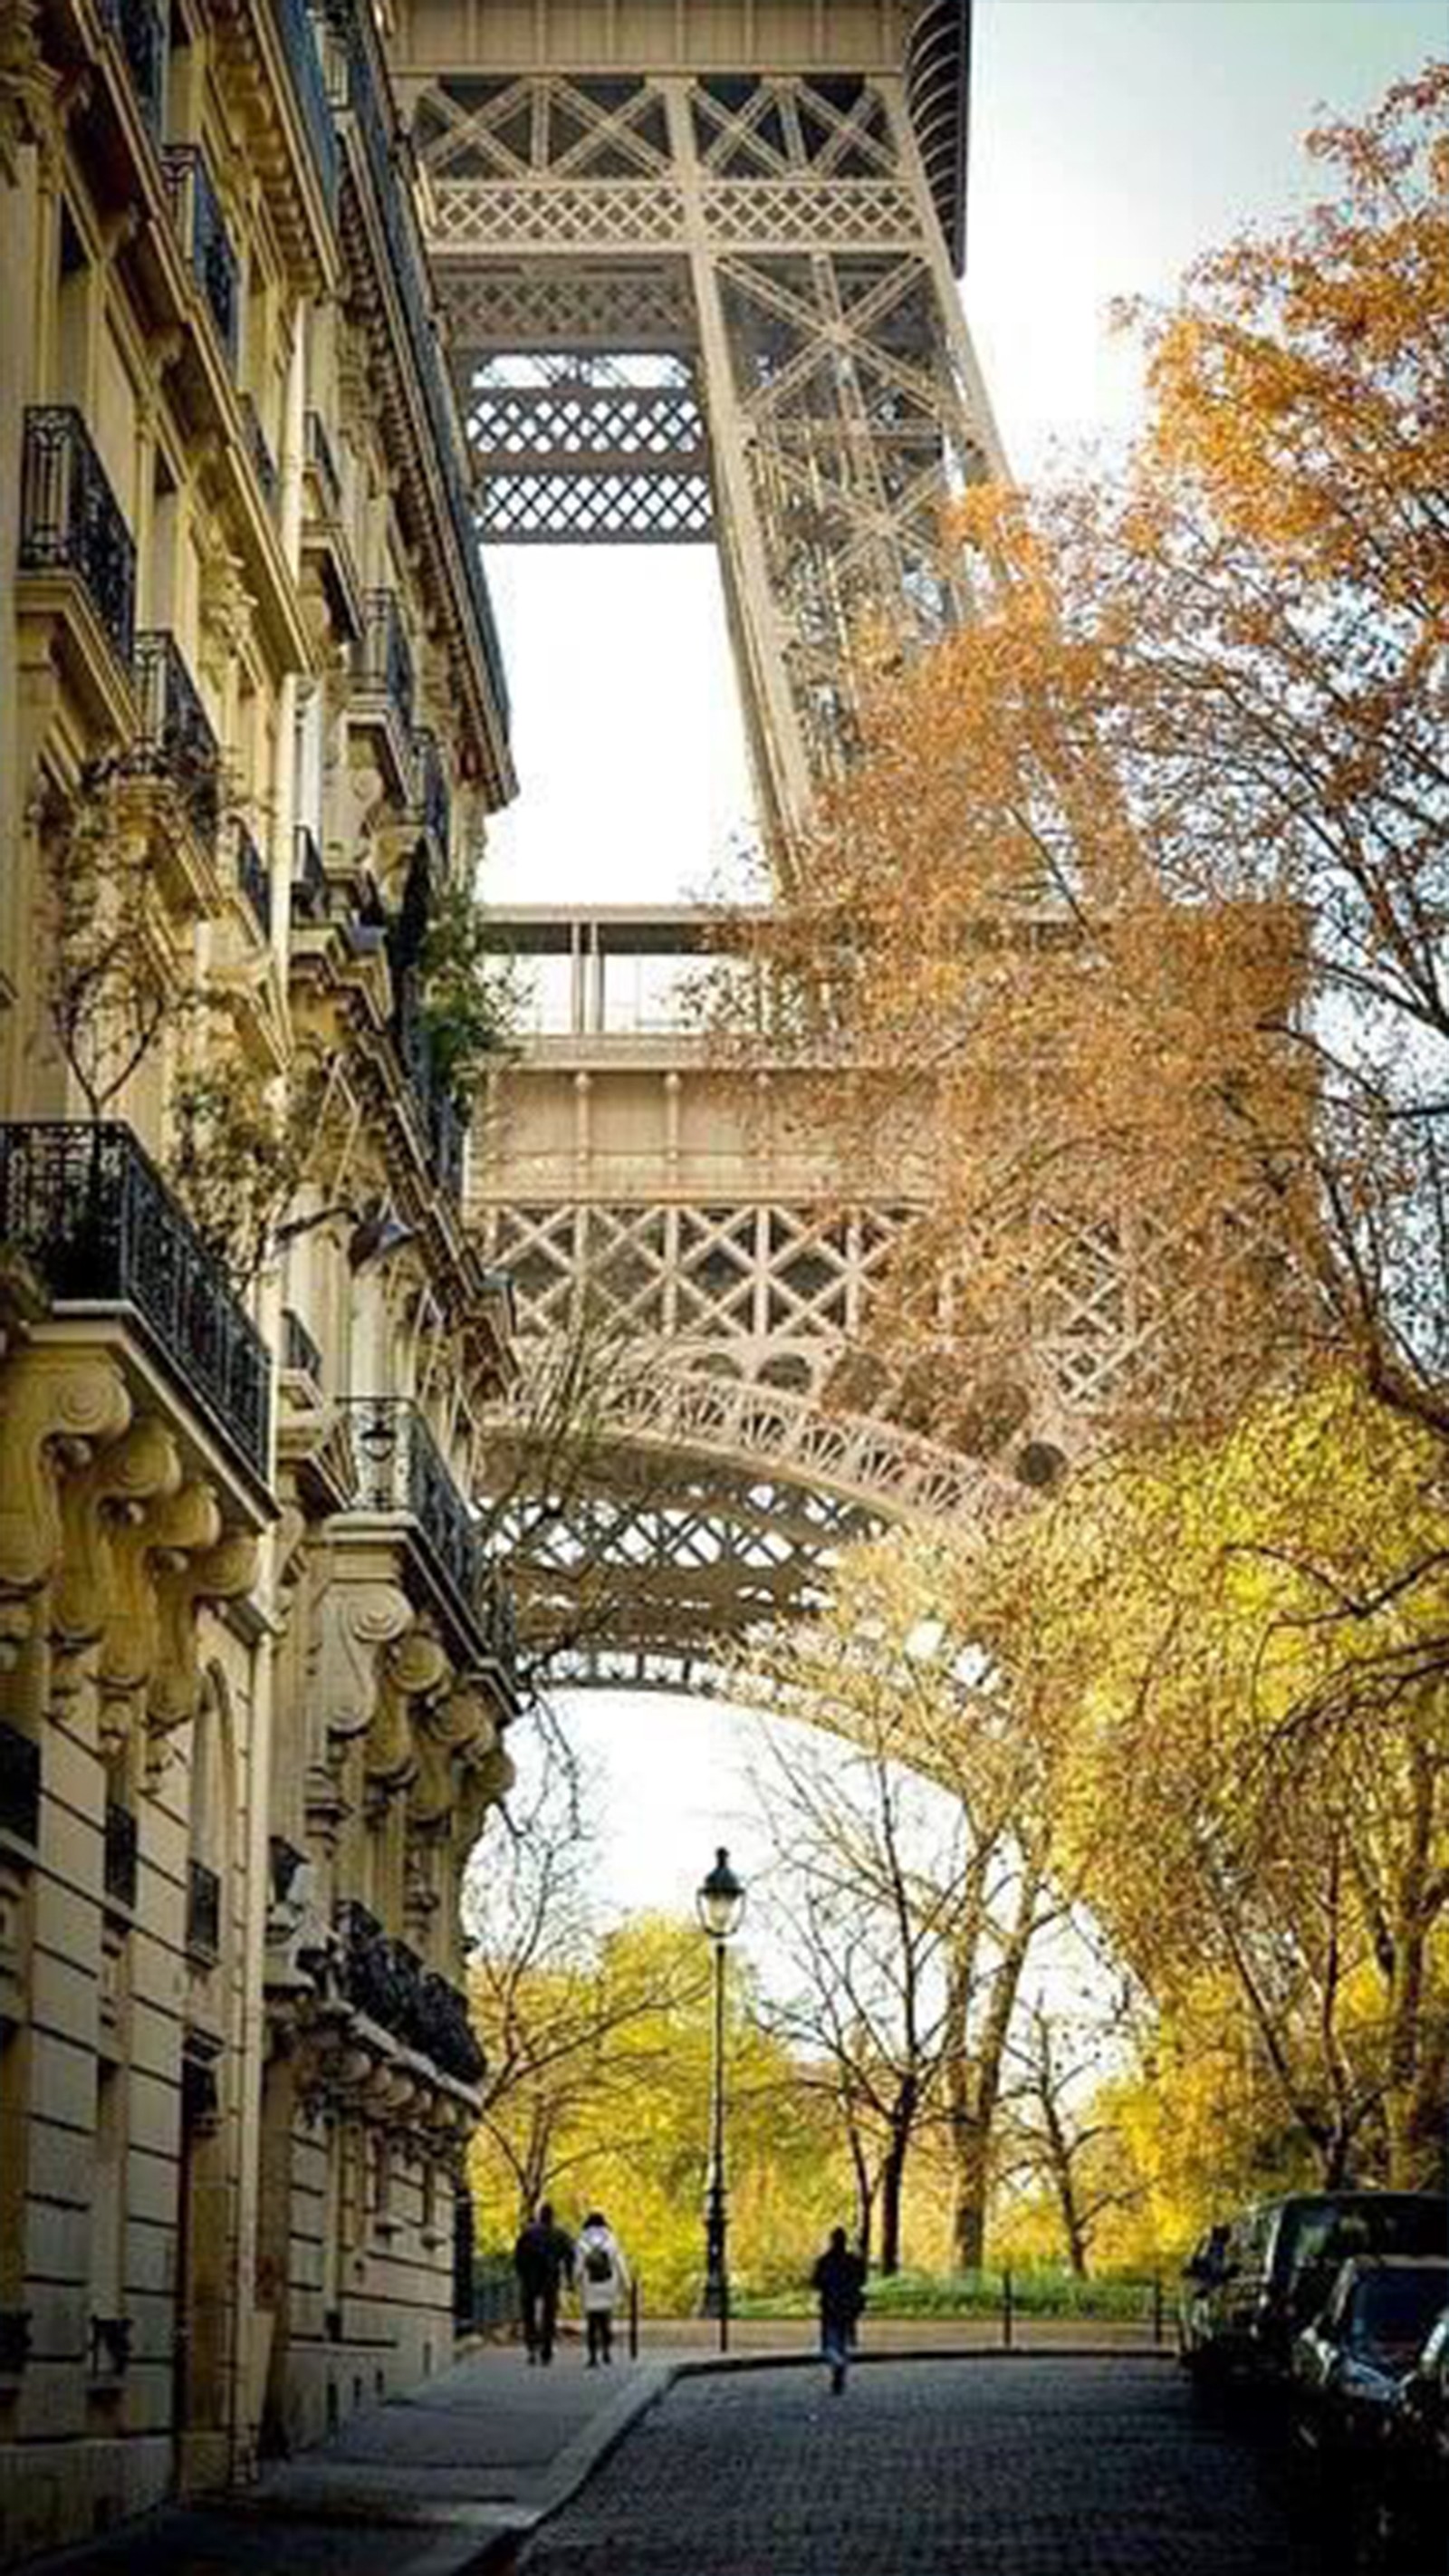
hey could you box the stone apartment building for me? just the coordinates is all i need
[0,0,520,2557]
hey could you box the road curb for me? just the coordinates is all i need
[673,2342,1179,2375]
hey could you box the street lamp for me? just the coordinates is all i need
[696,1846,746,2348]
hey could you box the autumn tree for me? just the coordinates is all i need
[724,64,1449,1466]
[463,1716,705,2225]
[994,1996,1140,2279]
[966,1378,1449,2192]
[734,1544,1068,2269]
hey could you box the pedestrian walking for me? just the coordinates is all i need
[513,2201,575,2365]
[576,2209,630,2367]
[811,2225,867,2395]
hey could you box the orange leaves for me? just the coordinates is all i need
[1134,61,1449,613]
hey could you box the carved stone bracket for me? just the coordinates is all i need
[0,1350,131,1668]
[52,1419,183,1678]
[408,1676,497,1831]
[0,0,61,185]
[365,1620,448,1793]
[312,1576,413,1750]
[149,1529,260,1743]
[99,1480,218,1750]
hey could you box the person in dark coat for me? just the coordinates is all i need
[811,2225,867,2394]
[513,2202,575,2364]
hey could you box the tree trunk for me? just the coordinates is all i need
[951,2122,990,2272]
[947,1865,1044,2273]
[878,2078,918,2274]
[878,2131,908,2274]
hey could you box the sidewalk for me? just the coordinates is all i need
[28,2321,1176,2574]
[30,2345,673,2576]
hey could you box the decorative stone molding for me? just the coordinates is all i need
[52,1418,183,1668]
[312,1576,414,1747]
[408,1676,496,1830]
[149,1530,261,1740]
[455,1741,517,1852]
[100,1480,216,1742]
[0,0,59,186]
[197,543,256,689]
[0,1350,131,1668]
[364,1619,448,1793]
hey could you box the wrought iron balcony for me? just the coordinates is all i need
[0,1725,41,1847]
[235,820,273,937]
[335,14,510,736]
[162,146,240,372]
[303,409,343,517]
[334,1902,485,2086]
[339,1397,501,1650]
[104,1800,138,1909]
[130,630,222,854]
[17,407,138,673]
[411,729,451,860]
[292,823,330,925]
[0,1123,272,1480]
[101,0,166,142]
[355,590,415,736]
[389,969,465,1197]
[282,1305,324,1385]
[186,1859,221,1959]
[239,393,279,513]
[275,0,339,212]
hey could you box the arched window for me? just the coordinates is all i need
[186,1668,234,1966]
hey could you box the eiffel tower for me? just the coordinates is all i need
[389,6,1109,1688]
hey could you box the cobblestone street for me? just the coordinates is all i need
[516,2360,1320,2576]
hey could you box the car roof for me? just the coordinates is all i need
[1339,2255,1449,2283]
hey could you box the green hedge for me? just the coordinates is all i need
[732,2266,1166,2321]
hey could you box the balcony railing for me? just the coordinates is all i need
[130,630,221,853]
[0,1123,272,1479]
[282,1305,323,1384]
[335,9,510,735]
[17,407,138,672]
[340,1396,495,1637]
[235,820,273,937]
[334,1901,485,2086]
[162,145,241,372]
[186,1858,221,1958]
[392,970,465,1197]
[239,393,279,513]
[356,590,415,737]
[412,729,450,860]
[303,409,343,516]
[101,0,166,142]
[0,1725,41,1847]
[104,1800,139,1908]
[291,823,330,923]
[275,0,339,211]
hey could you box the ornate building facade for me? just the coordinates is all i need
[0,0,518,2557]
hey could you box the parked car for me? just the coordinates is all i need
[1374,2307,1449,2566]
[1290,2257,1449,2476]
[1179,2192,1446,2387]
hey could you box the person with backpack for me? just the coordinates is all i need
[811,2225,867,2395]
[576,2210,630,2366]
[513,2202,575,2365]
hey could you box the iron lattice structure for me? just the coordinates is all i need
[401,0,1000,832]
[390,8,1044,1687]
[462,895,1170,1692]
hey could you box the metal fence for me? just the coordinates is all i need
[461,2265,1168,2358]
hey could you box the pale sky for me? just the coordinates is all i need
[479,0,1445,1934]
